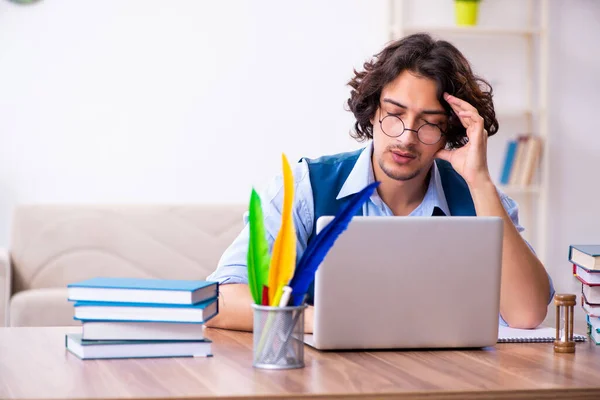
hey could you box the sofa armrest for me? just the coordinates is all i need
[0,248,11,327]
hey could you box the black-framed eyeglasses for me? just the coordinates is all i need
[379,114,447,145]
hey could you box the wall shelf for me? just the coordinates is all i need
[496,109,536,119]
[389,0,550,263]
[397,26,541,36]
[499,185,541,195]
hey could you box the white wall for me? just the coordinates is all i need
[1,0,599,321]
[546,0,600,322]
[0,0,388,246]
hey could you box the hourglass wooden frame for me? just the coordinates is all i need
[554,294,576,353]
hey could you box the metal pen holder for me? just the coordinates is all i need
[252,304,306,370]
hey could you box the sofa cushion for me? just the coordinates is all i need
[10,205,247,293]
[10,288,78,327]
[7,204,246,327]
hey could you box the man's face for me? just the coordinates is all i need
[371,70,448,182]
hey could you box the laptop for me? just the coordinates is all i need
[303,216,503,350]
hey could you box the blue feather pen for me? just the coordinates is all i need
[287,181,380,306]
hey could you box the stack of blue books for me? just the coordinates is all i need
[65,277,218,359]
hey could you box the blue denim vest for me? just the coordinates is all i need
[300,149,476,304]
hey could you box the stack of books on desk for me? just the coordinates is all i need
[569,245,600,344]
[65,277,219,359]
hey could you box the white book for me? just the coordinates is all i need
[583,284,600,305]
[82,321,205,341]
[66,334,212,360]
[575,265,600,285]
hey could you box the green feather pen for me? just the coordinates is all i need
[247,189,271,305]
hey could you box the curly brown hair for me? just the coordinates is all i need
[347,33,498,149]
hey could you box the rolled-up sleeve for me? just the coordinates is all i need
[206,224,254,285]
[497,191,556,326]
[206,160,315,285]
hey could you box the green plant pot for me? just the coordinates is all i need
[455,0,480,26]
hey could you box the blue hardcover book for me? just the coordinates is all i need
[569,245,600,271]
[67,277,218,305]
[74,297,218,323]
[65,333,212,360]
[500,140,518,185]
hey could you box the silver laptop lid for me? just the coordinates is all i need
[309,216,503,350]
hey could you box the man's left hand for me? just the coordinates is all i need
[435,93,492,188]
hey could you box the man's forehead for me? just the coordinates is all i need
[381,97,446,115]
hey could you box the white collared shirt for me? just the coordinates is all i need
[207,142,554,325]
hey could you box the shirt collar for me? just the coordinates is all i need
[336,142,451,216]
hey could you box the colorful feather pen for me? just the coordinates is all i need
[258,180,380,362]
[267,154,297,306]
[288,181,380,306]
[255,154,297,359]
[247,189,271,304]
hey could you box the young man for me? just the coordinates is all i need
[206,33,554,332]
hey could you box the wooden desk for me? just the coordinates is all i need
[1,326,599,399]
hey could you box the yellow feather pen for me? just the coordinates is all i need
[255,153,299,361]
[267,153,296,306]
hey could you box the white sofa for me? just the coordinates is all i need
[0,204,246,327]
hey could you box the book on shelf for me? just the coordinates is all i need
[67,277,218,305]
[65,333,212,360]
[499,134,543,187]
[509,135,529,185]
[81,320,206,341]
[499,139,518,185]
[569,245,600,271]
[74,297,219,323]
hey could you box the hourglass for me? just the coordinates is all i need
[554,294,576,353]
